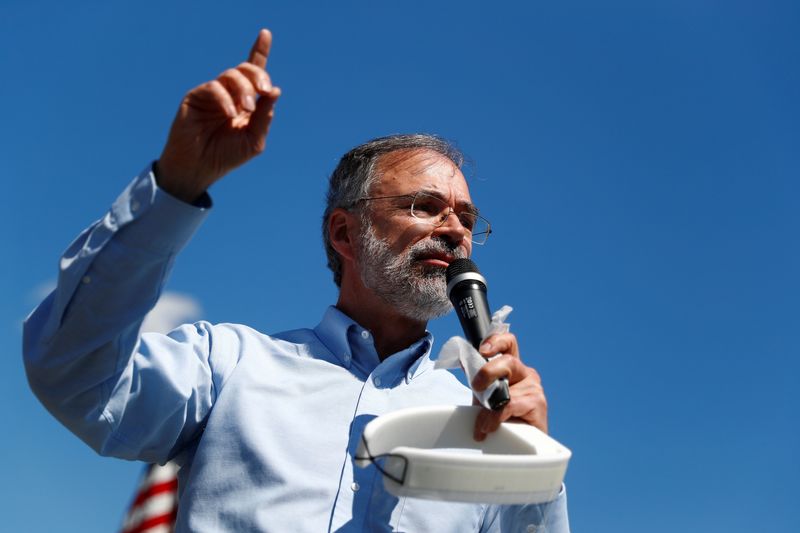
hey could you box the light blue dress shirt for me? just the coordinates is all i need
[23,166,570,532]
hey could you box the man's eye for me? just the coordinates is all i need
[414,201,441,215]
[459,214,477,230]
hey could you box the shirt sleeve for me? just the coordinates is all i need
[22,164,234,464]
[480,485,570,533]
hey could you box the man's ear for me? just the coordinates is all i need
[328,208,359,262]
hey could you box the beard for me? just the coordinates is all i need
[357,224,466,321]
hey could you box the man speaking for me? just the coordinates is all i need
[23,29,569,532]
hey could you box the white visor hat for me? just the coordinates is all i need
[355,405,571,504]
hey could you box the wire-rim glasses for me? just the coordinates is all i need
[355,191,492,245]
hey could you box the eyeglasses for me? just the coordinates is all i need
[355,191,492,245]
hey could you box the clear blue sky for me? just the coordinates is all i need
[2,1,798,531]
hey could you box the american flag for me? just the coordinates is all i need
[120,463,179,533]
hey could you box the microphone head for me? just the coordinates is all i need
[445,258,481,283]
[446,258,487,298]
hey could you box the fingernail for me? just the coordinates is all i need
[259,80,272,93]
[244,95,256,111]
[480,342,492,353]
[225,104,237,118]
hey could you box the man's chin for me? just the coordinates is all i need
[402,280,451,320]
[391,300,451,322]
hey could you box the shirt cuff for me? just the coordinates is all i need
[111,163,211,255]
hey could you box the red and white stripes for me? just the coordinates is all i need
[120,463,179,533]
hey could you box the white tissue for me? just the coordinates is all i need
[435,305,514,409]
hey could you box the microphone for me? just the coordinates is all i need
[446,258,510,411]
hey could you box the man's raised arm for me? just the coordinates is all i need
[22,30,279,462]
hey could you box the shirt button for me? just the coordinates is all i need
[350,482,360,492]
[361,330,370,339]
[373,376,382,387]
[343,353,351,363]
[131,200,140,212]
[81,276,91,284]
[526,525,538,532]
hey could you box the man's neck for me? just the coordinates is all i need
[335,288,428,361]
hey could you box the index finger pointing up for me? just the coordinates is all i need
[248,29,272,69]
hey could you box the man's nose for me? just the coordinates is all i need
[433,209,470,245]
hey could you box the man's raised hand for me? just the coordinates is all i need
[156,29,281,203]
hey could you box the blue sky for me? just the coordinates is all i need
[2,1,798,531]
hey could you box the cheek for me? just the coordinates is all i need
[386,222,433,251]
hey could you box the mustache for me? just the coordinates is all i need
[409,237,467,262]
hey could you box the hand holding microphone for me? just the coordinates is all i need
[445,259,511,411]
[442,258,549,441]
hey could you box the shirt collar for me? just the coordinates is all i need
[313,306,433,382]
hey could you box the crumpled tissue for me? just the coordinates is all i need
[434,305,513,410]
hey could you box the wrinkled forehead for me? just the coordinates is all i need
[371,149,470,199]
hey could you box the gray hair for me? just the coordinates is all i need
[322,133,465,287]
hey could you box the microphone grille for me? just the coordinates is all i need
[446,258,480,283]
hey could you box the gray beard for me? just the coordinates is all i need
[357,225,465,321]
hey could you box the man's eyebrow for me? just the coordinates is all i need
[418,189,480,215]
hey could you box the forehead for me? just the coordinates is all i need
[371,149,471,203]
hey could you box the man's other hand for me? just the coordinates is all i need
[470,332,549,441]
[156,29,281,203]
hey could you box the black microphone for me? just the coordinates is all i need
[446,258,510,411]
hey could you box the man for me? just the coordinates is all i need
[23,29,569,531]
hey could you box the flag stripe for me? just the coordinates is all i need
[132,479,178,507]
[122,492,178,531]
[124,509,178,533]
[121,463,179,533]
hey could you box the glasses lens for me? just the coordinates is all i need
[410,192,491,244]
[410,192,447,221]
[469,217,491,244]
